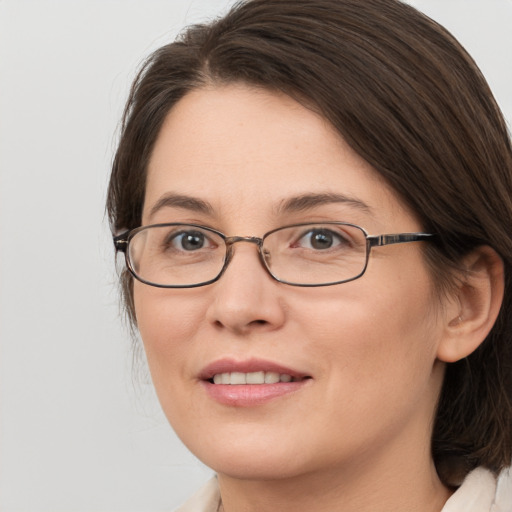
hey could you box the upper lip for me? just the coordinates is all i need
[199,358,310,381]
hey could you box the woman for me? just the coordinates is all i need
[107,0,512,510]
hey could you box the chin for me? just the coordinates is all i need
[209,455,309,481]
[179,431,313,481]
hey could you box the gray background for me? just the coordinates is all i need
[1,1,511,510]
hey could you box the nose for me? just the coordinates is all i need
[205,240,286,335]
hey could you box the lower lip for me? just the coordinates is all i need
[201,380,309,407]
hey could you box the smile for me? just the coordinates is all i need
[211,371,304,385]
[200,358,312,406]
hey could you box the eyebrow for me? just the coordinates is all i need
[148,193,214,219]
[277,192,373,215]
[147,191,372,220]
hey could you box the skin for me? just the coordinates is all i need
[135,84,456,511]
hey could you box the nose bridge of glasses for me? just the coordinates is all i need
[223,235,271,275]
[224,235,263,248]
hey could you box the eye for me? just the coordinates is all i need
[168,230,210,251]
[296,228,347,250]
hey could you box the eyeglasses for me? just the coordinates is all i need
[113,222,434,288]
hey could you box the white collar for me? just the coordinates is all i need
[176,466,512,512]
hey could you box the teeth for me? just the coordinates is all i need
[230,372,246,385]
[265,372,280,384]
[246,371,265,384]
[211,371,297,385]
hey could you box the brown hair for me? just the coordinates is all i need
[107,0,512,484]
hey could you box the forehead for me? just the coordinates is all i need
[144,84,413,231]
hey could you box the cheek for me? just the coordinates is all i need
[307,297,437,383]
[301,261,441,398]
[133,284,206,375]
[290,286,441,464]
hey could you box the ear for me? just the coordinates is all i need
[437,246,504,363]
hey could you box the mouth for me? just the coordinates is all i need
[209,371,308,385]
[199,358,312,406]
[200,358,311,383]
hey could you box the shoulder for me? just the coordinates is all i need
[441,466,512,512]
[173,476,221,512]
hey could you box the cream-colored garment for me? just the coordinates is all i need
[442,467,511,512]
[174,467,512,512]
[174,477,220,512]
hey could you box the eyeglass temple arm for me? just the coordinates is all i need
[368,233,435,248]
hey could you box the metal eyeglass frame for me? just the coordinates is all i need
[113,222,435,288]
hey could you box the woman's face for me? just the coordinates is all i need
[135,84,447,481]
